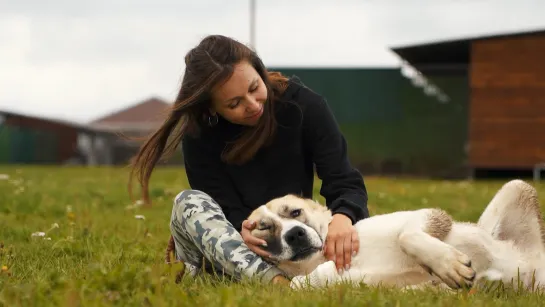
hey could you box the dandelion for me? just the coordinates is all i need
[135,215,146,220]
[457,181,471,189]
[15,186,24,194]
[45,223,60,234]
[31,232,46,237]
[126,199,145,210]
[1,265,7,272]
[66,206,75,221]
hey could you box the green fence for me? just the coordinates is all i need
[0,125,9,163]
[0,124,60,164]
[271,67,469,177]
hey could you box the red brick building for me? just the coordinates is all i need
[90,97,171,137]
[89,96,180,165]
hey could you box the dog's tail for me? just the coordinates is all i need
[165,235,185,283]
[165,235,176,263]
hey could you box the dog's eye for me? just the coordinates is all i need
[258,221,271,231]
[290,209,302,218]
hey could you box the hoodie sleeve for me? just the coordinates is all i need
[301,93,369,224]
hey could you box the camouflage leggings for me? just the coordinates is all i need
[169,189,285,283]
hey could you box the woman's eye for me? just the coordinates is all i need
[290,209,301,218]
[228,100,240,109]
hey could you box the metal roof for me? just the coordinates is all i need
[0,109,113,135]
[390,28,545,67]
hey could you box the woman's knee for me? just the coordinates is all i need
[171,189,224,223]
[174,189,212,205]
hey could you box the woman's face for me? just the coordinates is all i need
[210,60,268,126]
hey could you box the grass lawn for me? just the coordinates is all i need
[1,166,545,306]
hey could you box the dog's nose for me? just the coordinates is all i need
[285,226,307,245]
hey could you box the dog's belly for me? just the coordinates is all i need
[348,211,433,286]
[444,222,526,276]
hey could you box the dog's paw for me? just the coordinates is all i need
[290,275,314,290]
[314,260,338,276]
[289,261,339,290]
[432,247,475,289]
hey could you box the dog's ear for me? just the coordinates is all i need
[304,198,327,212]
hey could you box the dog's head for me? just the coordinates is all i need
[247,194,333,277]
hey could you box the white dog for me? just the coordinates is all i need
[247,179,545,291]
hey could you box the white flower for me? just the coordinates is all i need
[135,215,146,220]
[51,223,59,229]
[0,174,9,180]
[31,232,46,237]
[44,237,52,241]
[66,205,73,213]
[126,200,145,210]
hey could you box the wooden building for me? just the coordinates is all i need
[391,28,545,177]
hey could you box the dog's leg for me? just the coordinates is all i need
[398,209,476,289]
[478,179,545,254]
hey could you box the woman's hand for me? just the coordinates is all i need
[240,219,271,259]
[323,214,359,273]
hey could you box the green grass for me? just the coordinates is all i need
[1,166,545,306]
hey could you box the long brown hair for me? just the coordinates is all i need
[128,34,289,204]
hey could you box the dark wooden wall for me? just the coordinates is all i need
[469,33,545,169]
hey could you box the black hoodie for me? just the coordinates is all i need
[182,76,369,231]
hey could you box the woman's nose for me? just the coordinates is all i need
[245,97,260,112]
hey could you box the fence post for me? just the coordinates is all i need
[534,163,545,182]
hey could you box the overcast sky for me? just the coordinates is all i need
[1,0,544,123]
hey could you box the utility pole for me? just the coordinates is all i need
[249,0,256,49]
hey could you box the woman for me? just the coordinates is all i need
[129,34,369,285]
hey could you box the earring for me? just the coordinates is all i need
[208,113,219,127]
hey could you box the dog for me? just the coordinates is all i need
[247,179,545,291]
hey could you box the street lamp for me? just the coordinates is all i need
[250,0,256,49]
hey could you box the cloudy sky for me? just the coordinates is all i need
[1,0,544,123]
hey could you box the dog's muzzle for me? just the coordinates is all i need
[284,226,321,261]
